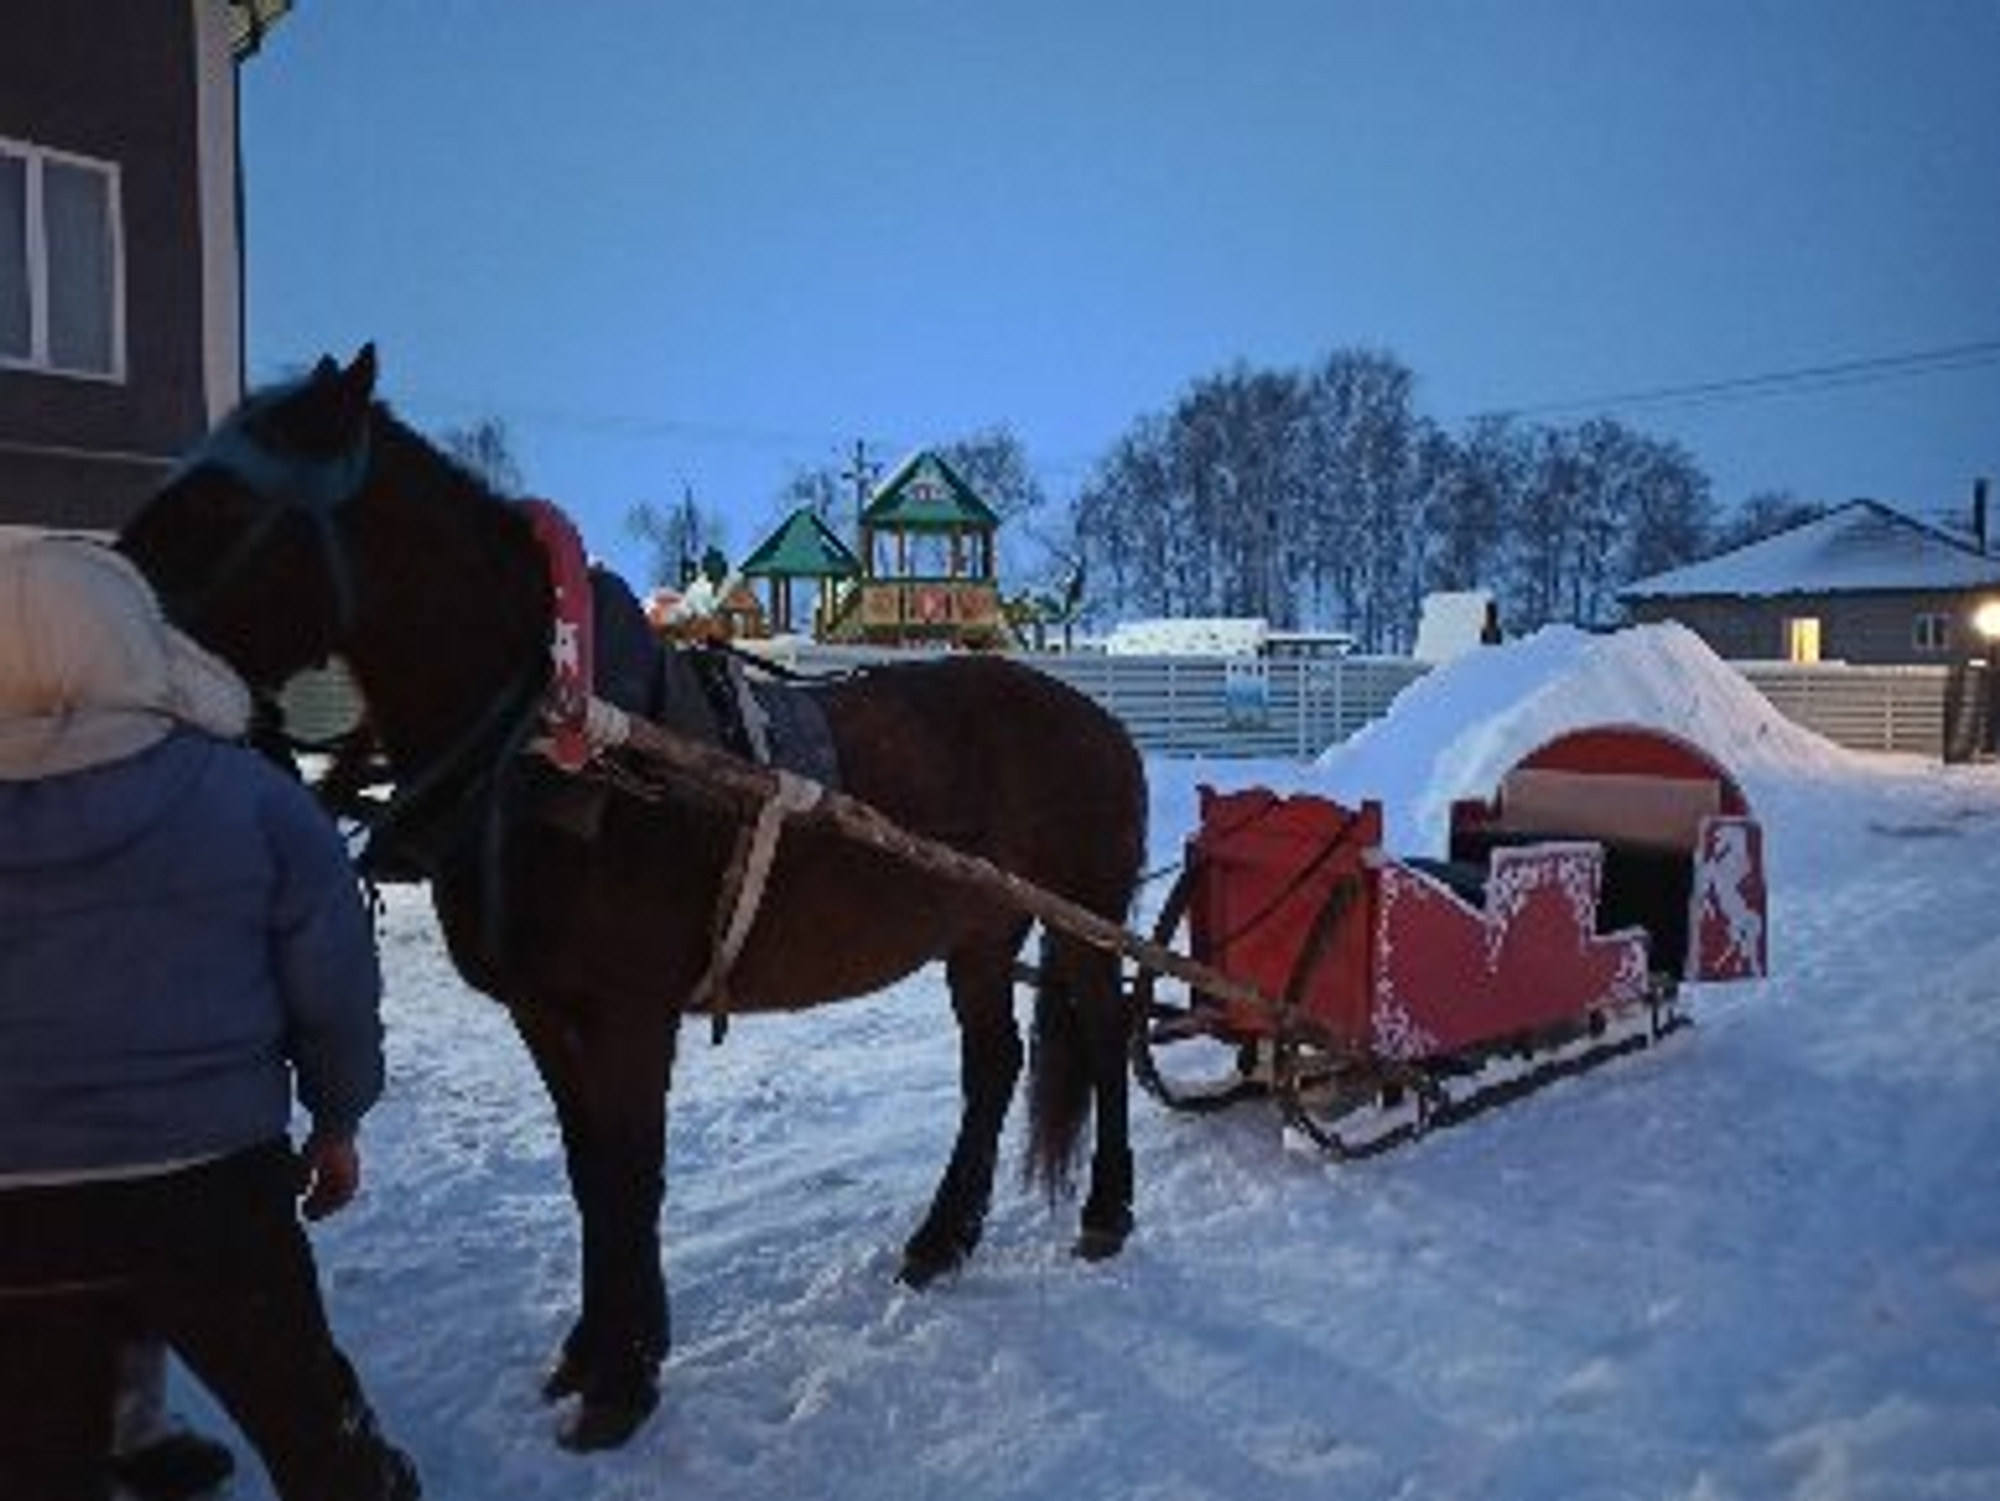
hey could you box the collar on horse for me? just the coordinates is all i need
[520,499,596,772]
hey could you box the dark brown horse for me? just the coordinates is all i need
[119,348,1147,1451]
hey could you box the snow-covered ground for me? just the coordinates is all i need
[184,625,2000,1500]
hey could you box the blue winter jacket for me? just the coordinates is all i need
[0,730,384,1178]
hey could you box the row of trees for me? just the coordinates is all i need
[1068,348,1805,652]
[446,346,1822,652]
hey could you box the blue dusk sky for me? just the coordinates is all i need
[240,1,2000,583]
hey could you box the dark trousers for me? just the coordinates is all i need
[0,1142,408,1501]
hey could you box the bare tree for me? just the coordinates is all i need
[437,415,523,495]
[626,487,726,589]
[1714,490,1826,552]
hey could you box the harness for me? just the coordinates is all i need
[153,412,826,1036]
[522,502,826,1040]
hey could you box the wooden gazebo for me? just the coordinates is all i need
[738,507,863,637]
[824,450,1011,647]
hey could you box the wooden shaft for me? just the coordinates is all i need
[597,701,1277,1015]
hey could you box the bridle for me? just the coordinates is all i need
[147,405,562,884]
[151,392,371,650]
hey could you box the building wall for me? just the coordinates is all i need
[0,0,228,530]
[1627,589,1992,666]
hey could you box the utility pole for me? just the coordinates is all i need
[841,439,879,535]
[840,439,881,577]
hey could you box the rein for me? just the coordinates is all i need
[343,653,549,882]
[316,499,584,882]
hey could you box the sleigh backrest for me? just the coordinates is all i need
[1450,725,1767,984]
[1493,766,1721,851]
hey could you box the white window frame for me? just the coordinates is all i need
[1912,612,1949,655]
[0,135,126,382]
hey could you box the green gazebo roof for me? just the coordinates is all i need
[861,450,1000,532]
[739,508,862,579]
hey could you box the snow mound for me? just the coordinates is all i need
[1311,621,1859,852]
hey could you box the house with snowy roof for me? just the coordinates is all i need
[1620,491,2000,666]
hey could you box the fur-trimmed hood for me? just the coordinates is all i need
[0,537,250,781]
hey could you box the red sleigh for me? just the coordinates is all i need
[1134,725,1768,1154]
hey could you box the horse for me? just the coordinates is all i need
[118,347,1149,1451]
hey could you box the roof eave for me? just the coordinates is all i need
[230,0,293,61]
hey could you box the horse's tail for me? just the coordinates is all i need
[1025,929,1115,1197]
[1025,931,1087,1196]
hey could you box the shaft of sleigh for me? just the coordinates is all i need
[581,695,1280,1021]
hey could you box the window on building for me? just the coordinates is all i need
[0,138,123,380]
[1913,613,1949,655]
[1785,615,1822,664]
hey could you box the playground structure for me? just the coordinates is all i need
[739,449,1013,650]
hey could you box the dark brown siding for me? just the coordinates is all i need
[0,0,212,527]
[1627,589,1994,665]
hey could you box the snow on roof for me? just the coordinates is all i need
[1103,617,1269,656]
[1312,620,1858,853]
[1621,500,2000,599]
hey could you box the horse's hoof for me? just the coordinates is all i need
[899,1222,978,1289]
[557,1391,658,1452]
[1073,1225,1129,1263]
[896,1249,958,1290]
[540,1353,587,1404]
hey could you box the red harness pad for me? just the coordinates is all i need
[519,498,595,770]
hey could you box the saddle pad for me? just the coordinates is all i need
[587,565,840,790]
[746,674,840,790]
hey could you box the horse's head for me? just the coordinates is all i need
[121,345,379,692]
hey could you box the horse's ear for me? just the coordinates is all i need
[345,343,378,398]
[282,346,376,461]
[313,344,377,445]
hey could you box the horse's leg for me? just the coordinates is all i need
[1077,944,1136,1259]
[511,1001,678,1451]
[1050,933,1137,1261]
[506,1006,600,1399]
[899,934,1027,1288]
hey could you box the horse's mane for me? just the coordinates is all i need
[362,402,549,619]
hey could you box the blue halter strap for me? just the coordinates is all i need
[165,380,371,637]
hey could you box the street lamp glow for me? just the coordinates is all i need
[1975,600,2000,642]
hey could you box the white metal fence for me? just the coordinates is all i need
[773,644,1951,760]
[280,645,1954,762]
[760,643,1425,760]
[1733,662,1949,758]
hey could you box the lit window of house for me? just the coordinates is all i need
[0,137,124,380]
[1785,615,1822,663]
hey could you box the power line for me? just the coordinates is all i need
[1476,338,2000,423]
[295,334,2000,497]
